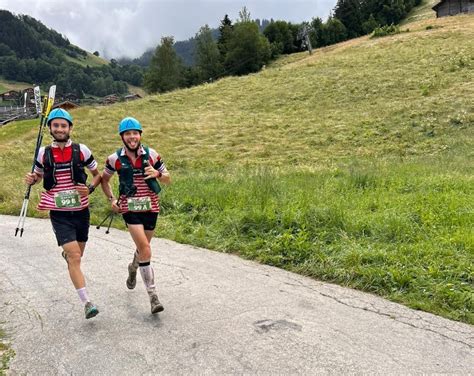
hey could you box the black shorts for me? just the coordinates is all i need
[50,208,90,246]
[122,212,158,231]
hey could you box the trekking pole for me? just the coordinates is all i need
[97,186,137,234]
[96,197,124,234]
[15,85,56,237]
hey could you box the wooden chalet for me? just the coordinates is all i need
[0,90,20,101]
[432,0,474,17]
[101,94,119,105]
[53,101,80,111]
[124,93,142,101]
[63,93,79,101]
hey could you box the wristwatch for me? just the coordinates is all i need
[87,184,95,194]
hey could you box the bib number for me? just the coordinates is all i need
[54,190,81,208]
[127,197,151,212]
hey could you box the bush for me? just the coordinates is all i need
[371,24,400,39]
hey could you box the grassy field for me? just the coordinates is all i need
[0,77,32,93]
[64,50,109,68]
[401,0,438,25]
[0,15,472,324]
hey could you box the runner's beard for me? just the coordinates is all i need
[123,138,141,154]
[50,130,70,142]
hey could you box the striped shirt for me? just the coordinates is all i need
[34,140,97,211]
[103,146,166,214]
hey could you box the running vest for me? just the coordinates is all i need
[43,143,87,191]
[116,145,161,196]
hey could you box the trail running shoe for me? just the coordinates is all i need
[149,293,164,314]
[126,263,137,290]
[85,302,99,319]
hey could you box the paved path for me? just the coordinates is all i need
[0,215,473,375]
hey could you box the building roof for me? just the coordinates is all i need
[432,0,445,11]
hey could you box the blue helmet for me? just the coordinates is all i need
[119,117,142,134]
[47,108,73,126]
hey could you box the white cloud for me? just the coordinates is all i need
[0,0,335,59]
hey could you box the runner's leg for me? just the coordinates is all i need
[62,240,85,290]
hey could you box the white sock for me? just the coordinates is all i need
[139,262,156,294]
[77,287,90,304]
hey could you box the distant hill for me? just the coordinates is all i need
[0,9,144,97]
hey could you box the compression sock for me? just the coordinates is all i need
[139,261,156,294]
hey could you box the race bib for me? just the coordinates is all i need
[127,197,151,212]
[54,190,81,208]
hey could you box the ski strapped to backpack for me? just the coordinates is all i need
[116,145,161,196]
[42,143,88,190]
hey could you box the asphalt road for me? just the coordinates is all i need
[1,215,473,375]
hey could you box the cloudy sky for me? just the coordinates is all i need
[0,0,335,59]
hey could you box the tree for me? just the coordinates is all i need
[263,20,294,57]
[195,25,223,82]
[310,17,324,48]
[334,0,363,38]
[238,6,252,22]
[224,21,271,76]
[143,36,183,93]
[93,51,100,56]
[217,14,233,58]
[323,17,348,46]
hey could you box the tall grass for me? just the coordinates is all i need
[154,160,473,323]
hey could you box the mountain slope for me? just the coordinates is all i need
[66,15,472,169]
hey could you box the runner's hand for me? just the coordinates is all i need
[75,184,89,197]
[111,199,120,213]
[25,173,37,185]
[144,165,159,180]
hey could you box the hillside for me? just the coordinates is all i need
[0,15,472,324]
[401,0,438,25]
[0,9,142,96]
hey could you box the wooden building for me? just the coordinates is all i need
[432,0,474,17]
[53,101,80,111]
[124,93,142,101]
[0,90,20,101]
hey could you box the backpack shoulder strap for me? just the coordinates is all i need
[141,145,150,166]
[71,143,81,165]
[44,145,53,168]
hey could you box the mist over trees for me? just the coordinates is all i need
[0,9,143,97]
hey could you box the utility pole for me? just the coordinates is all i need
[300,23,313,55]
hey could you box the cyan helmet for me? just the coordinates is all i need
[119,117,142,134]
[47,108,73,126]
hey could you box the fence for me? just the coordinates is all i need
[0,106,38,126]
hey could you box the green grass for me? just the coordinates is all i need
[401,0,438,25]
[0,77,32,93]
[0,15,473,324]
[63,50,109,68]
[0,327,14,375]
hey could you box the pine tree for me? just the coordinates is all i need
[195,25,223,82]
[143,36,183,93]
[217,15,233,58]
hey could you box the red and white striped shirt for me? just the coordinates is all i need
[103,146,166,214]
[34,140,97,211]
